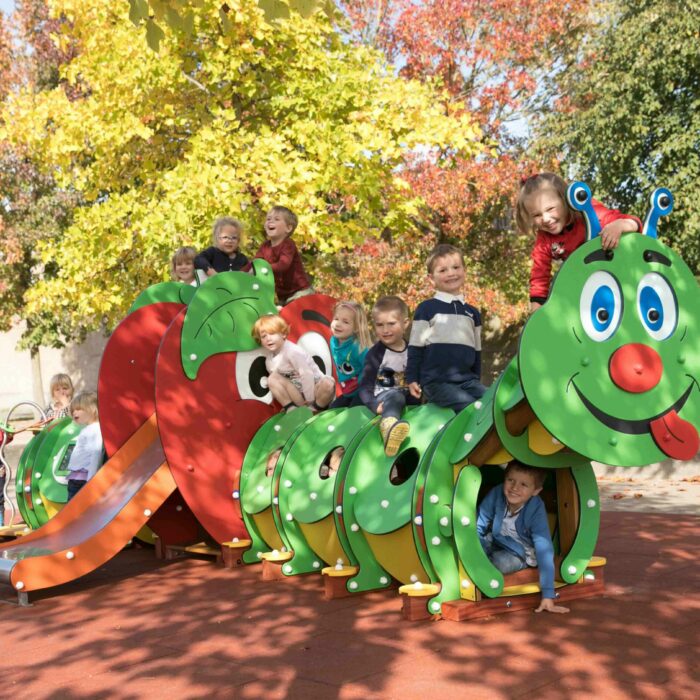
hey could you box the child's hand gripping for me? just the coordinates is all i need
[408,382,422,400]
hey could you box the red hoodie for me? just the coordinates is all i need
[529,200,642,302]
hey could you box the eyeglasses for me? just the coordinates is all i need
[218,236,238,242]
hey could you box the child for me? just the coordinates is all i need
[194,217,248,277]
[516,172,642,312]
[477,461,570,614]
[329,301,372,409]
[253,206,313,305]
[45,373,75,421]
[359,296,419,458]
[65,392,103,501]
[252,315,335,413]
[406,244,486,412]
[171,246,198,285]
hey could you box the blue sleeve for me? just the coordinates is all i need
[476,486,498,539]
[359,344,382,412]
[527,498,556,599]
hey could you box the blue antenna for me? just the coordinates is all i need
[567,181,601,241]
[642,188,674,239]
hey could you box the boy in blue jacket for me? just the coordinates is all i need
[477,461,570,614]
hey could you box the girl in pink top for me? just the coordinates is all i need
[252,315,335,412]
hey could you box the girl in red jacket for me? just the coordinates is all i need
[516,173,641,312]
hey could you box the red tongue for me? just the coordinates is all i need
[649,410,699,461]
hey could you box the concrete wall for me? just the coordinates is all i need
[0,321,107,416]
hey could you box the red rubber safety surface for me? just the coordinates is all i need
[0,511,696,698]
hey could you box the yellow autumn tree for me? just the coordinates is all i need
[3,0,480,333]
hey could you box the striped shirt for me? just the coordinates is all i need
[406,291,482,386]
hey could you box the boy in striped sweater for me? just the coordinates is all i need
[406,244,487,412]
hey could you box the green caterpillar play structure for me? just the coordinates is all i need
[2,182,698,620]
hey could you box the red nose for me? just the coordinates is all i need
[609,343,663,393]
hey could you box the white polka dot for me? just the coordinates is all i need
[429,494,439,504]
[256,485,264,493]
[587,499,596,508]
[284,480,292,488]
[350,523,359,532]
[274,425,281,432]
[381,499,389,508]
[461,579,470,588]
[252,283,260,290]
[256,552,263,559]
[327,425,335,432]
[413,581,423,590]
[143,509,152,517]
[460,516,470,527]
[283,564,292,574]
[34,498,41,505]
[24,486,30,493]
[349,486,357,495]
[336,505,342,514]
[66,551,75,560]
[490,579,499,589]
[15,582,24,590]
[410,574,418,582]
[475,401,482,409]
[313,561,321,568]
[189,353,197,361]
[380,576,388,585]
[464,433,473,442]
[439,516,449,526]
[414,515,423,526]
[568,565,577,575]
[34,472,41,479]
[273,497,279,505]
[349,581,358,590]
[262,268,269,274]
[286,513,293,521]
[309,492,317,500]
[430,601,441,612]
[431,536,441,545]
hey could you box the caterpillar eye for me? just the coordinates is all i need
[575,188,588,204]
[235,350,273,403]
[580,271,622,342]
[296,332,333,377]
[637,272,677,341]
[659,194,670,209]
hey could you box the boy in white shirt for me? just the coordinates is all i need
[66,392,103,500]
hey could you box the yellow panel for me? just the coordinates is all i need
[528,420,564,455]
[41,496,63,520]
[588,555,607,567]
[365,524,427,584]
[501,580,566,596]
[252,509,284,550]
[458,561,479,601]
[398,582,441,597]
[299,515,345,565]
[135,525,157,544]
[483,447,513,465]
[322,565,359,577]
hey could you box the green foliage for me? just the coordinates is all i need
[4,0,481,336]
[535,0,700,272]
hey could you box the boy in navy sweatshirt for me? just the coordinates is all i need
[406,244,487,412]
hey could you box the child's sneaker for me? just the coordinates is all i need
[380,417,410,457]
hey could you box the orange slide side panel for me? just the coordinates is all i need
[10,463,176,592]
[0,414,177,592]
[5,415,161,547]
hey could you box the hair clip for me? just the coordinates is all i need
[519,173,540,186]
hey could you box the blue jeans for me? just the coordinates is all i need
[423,378,487,412]
[481,533,528,574]
[67,479,87,501]
[375,389,407,420]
